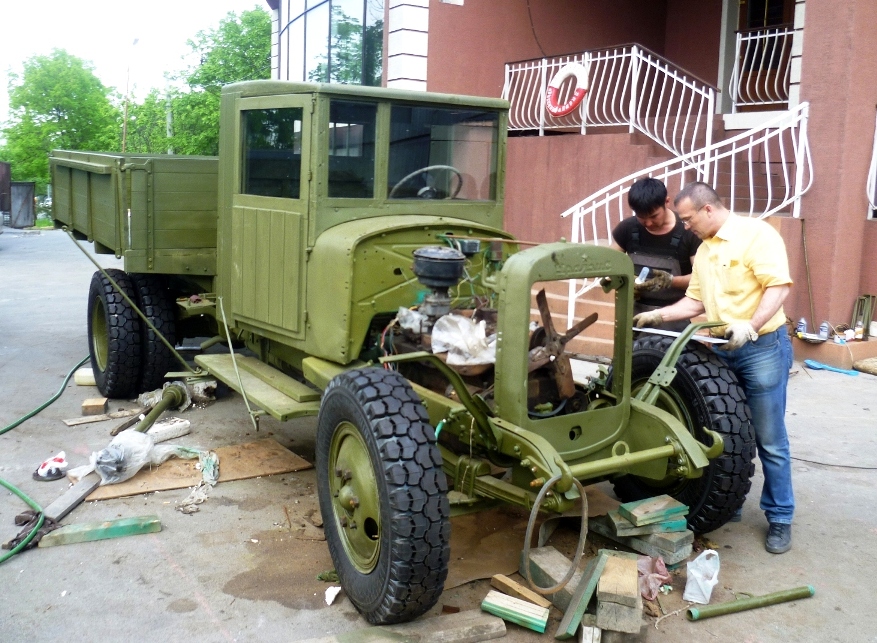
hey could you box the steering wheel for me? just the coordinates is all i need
[388,165,463,199]
[528,289,598,400]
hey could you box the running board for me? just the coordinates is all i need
[194,354,321,421]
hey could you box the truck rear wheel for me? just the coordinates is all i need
[316,367,450,625]
[612,334,755,533]
[87,269,142,399]
[130,274,177,393]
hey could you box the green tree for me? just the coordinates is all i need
[169,8,272,155]
[126,89,172,154]
[1,49,120,191]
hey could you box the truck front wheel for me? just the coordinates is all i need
[316,367,450,625]
[87,269,142,399]
[613,334,756,533]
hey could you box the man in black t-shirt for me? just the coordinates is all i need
[611,178,701,331]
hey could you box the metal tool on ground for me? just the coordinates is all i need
[686,585,815,621]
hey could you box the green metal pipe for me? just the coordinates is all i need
[134,383,187,433]
[686,585,815,621]
[567,444,677,480]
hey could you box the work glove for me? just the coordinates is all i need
[719,322,758,350]
[633,310,664,328]
[633,269,673,295]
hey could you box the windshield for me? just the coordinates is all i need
[388,105,498,201]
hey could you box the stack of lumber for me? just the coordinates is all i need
[589,495,693,564]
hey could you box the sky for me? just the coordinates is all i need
[0,0,269,123]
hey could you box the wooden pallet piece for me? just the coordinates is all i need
[81,397,108,416]
[589,516,693,565]
[491,574,552,609]
[554,551,610,640]
[38,515,161,547]
[42,472,102,522]
[595,596,643,634]
[617,495,687,526]
[596,554,639,608]
[607,509,688,537]
[519,545,586,611]
[481,589,549,633]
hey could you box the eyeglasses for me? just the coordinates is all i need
[679,206,706,226]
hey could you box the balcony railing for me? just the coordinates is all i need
[561,102,813,328]
[730,26,794,112]
[503,44,717,162]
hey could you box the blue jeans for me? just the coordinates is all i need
[713,329,794,524]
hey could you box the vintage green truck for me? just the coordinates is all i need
[51,81,754,625]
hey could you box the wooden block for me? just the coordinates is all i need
[296,608,506,643]
[618,495,687,526]
[520,545,586,611]
[38,515,161,547]
[42,472,102,522]
[607,510,688,537]
[596,555,639,608]
[589,516,694,565]
[491,574,552,609]
[555,551,610,640]
[82,397,109,416]
[481,589,549,633]
[580,624,602,643]
[595,596,643,634]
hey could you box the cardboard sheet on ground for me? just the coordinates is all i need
[443,487,619,590]
[82,438,312,501]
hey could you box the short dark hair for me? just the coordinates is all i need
[673,181,724,210]
[628,178,668,215]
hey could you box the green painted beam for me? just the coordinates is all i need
[38,515,161,547]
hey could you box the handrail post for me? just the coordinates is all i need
[539,58,547,136]
[792,104,809,218]
[628,45,639,134]
[702,89,715,184]
[731,31,742,113]
[581,52,590,135]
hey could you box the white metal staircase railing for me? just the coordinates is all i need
[503,44,716,161]
[561,102,813,328]
[730,26,794,112]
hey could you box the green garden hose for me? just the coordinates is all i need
[0,478,45,565]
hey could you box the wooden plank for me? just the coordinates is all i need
[296,608,506,642]
[555,551,610,640]
[63,407,144,427]
[589,516,693,565]
[83,438,312,500]
[38,515,161,547]
[607,509,687,537]
[42,473,102,522]
[596,555,639,608]
[490,574,552,609]
[481,590,549,633]
[617,495,687,526]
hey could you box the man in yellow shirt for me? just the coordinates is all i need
[633,182,795,554]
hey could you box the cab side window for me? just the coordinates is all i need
[241,107,303,198]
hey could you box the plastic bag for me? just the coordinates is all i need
[68,430,203,486]
[683,549,720,604]
[637,555,672,600]
[431,314,496,365]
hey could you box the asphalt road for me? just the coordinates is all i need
[1,227,876,642]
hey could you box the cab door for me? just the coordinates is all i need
[230,95,311,340]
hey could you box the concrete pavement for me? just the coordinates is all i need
[1,227,875,642]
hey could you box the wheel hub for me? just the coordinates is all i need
[329,422,381,572]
